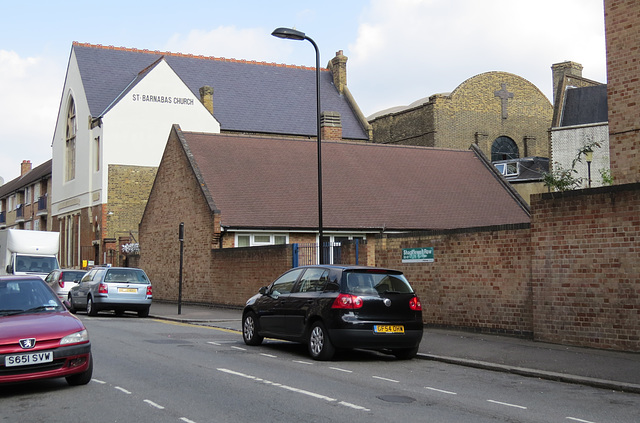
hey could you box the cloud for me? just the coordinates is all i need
[346,0,606,117]
[165,26,295,64]
[0,50,63,182]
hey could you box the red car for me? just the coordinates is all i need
[0,276,93,385]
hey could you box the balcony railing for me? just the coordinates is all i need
[15,204,24,222]
[37,194,48,215]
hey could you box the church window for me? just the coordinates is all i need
[491,136,519,161]
[94,136,100,172]
[65,97,77,181]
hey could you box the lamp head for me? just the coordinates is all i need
[585,149,594,163]
[272,27,306,41]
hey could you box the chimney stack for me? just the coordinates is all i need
[199,86,214,115]
[551,61,583,105]
[21,160,32,176]
[329,50,348,95]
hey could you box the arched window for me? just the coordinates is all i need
[65,97,76,181]
[491,136,518,161]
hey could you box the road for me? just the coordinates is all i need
[1,315,639,422]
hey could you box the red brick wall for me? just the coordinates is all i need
[140,128,220,302]
[531,185,640,350]
[606,0,640,184]
[375,225,533,335]
[209,246,291,307]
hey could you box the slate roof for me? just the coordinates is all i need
[560,85,608,126]
[0,160,51,198]
[71,43,369,140]
[177,130,530,231]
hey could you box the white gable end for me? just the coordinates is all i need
[101,59,220,168]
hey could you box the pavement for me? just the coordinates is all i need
[148,301,640,394]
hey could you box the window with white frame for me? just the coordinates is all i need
[236,233,288,247]
[25,186,31,205]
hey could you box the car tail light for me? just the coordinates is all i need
[146,285,153,296]
[98,283,108,294]
[332,293,363,309]
[409,296,422,311]
[58,274,64,289]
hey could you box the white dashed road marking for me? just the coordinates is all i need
[487,399,527,410]
[217,368,370,411]
[144,399,165,409]
[425,386,457,395]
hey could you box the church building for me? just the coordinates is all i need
[51,43,370,268]
[368,71,554,202]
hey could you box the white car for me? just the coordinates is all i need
[44,269,87,301]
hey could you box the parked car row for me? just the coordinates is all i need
[2,263,423,388]
[1,266,153,386]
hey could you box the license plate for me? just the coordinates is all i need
[5,351,53,367]
[374,325,404,333]
[118,288,138,293]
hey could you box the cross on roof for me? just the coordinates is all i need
[494,83,514,119]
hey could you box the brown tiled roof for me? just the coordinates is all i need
[180,131,530,231]
[0,160,51,198]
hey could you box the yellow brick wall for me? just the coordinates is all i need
[370,71,553,160]
[106,165,157,242]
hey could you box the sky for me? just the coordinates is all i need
[0,0,607,182]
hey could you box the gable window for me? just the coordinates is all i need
[491,136,518,162]
[65,97,77,182]
[236,233,288,247]
[94,136,100,172]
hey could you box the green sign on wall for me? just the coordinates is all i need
[402,247,434,263]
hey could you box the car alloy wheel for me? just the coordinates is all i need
[308,321,335,361]
[87,297,98,316]
[243,312,263,346]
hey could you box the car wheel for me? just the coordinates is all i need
[392,346,419,360]
[86,297,98,316]
[66,355,93,386]
[67,294,77,314]
[243,312,264,346]
[308,321,335,361]
[138,307,149,318]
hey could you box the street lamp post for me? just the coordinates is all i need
[272,27,324,264]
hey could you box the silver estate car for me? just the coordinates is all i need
[68,267,152,317]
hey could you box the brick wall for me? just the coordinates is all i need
[531,184,640,350]
[139,129,219,301]
[606,0,640,184]
[107,165,157,242]
[209,246,291,306]
[375,225,533,335]
[370,72,553,160]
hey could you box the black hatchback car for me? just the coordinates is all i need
[242,265,423,360]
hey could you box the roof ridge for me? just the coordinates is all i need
[72,41,328,72]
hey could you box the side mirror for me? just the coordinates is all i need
[63,300,72,310]
[259,286,268,295]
